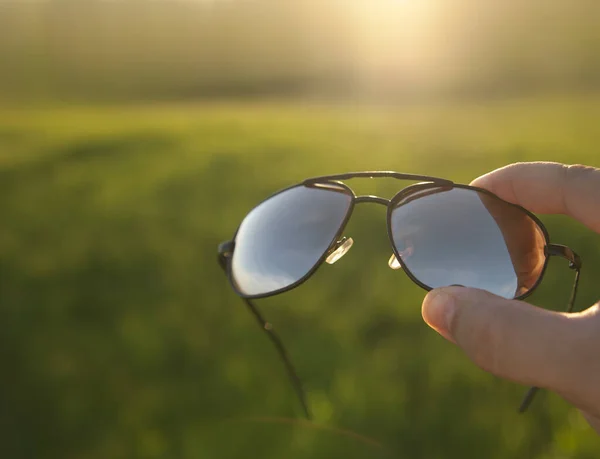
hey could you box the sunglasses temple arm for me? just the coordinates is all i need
[218,252,311,420]
[518,262,581,413]
[241,297,312,420]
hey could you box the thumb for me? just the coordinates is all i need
[422,286,587,392]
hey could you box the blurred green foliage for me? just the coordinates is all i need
[1,0,600,457]
[1,96,599,458]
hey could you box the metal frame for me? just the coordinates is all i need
[217,171,582,420]
[222,180,357,299]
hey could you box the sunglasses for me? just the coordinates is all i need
[218,171,581,420]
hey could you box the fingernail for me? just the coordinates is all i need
[422,290,456,343]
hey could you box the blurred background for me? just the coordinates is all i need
[1,0,599,458]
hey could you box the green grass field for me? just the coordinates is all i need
[1,95,600,459]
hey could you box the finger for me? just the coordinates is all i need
[477,192,546,295]
[470,162,600,233]
[422,286,590,392]
[556,304,600,418]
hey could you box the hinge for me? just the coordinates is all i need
[218,240,235,257]
[546,244,582,270]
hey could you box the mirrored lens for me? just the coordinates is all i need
[231,183,353,296]
[390,187,547,299]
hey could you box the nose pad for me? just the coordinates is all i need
[388,253,403,270]
[326,237,354,264]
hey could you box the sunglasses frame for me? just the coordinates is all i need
[218,171,582,419]
[221,171,569,301]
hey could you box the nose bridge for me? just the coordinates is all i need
[351,195,399,271]
[355,195,390,206]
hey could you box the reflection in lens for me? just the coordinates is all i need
[232,184,353,296]
[390,187,546,299]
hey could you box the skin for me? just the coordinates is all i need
[477,190,546,296]
[421,162,600,434]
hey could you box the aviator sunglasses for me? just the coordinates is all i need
[218,171,582,419]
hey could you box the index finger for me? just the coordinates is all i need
[470,162,600,234]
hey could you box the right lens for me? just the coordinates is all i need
[389,186,547,299]
[231,183,353,297]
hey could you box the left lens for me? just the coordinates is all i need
[231,183,353,296]
[389,186,547,299]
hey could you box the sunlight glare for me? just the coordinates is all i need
[349,0,446,94]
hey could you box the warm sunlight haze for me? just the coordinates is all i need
[1,1,599,458]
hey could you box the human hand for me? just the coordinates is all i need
[421,162,600,433]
